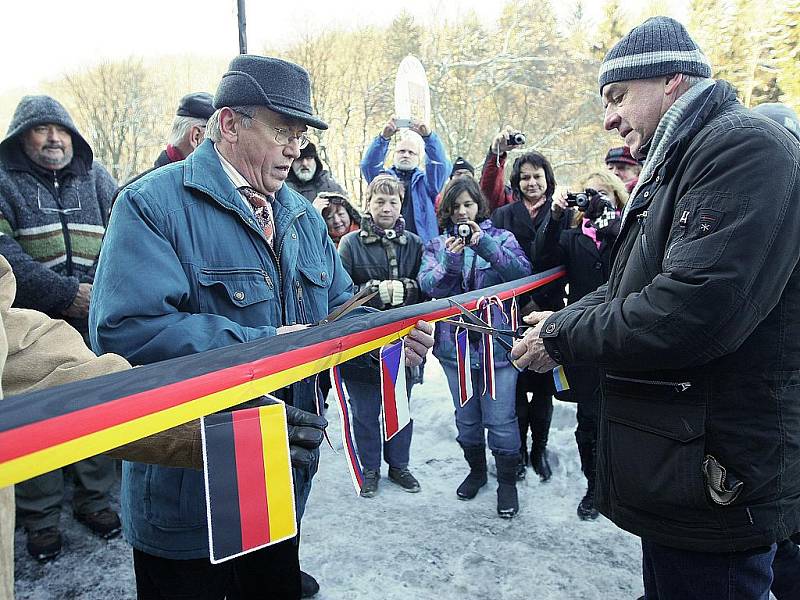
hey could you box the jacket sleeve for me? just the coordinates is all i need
[480,150,511,212]
[399,238,425,304]
[533,213,568,272]
[473,230,532,282]
[418,237,464,299]
[421,133,451,201]
[89,188,277,365]
[360,135,390,184]
[541,127,800,370]
[0,200,79,314]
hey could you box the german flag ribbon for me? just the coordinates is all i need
[0,267,565,487]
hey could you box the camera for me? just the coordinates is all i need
[395,118,412,128]
[565,188,598,211]
[456,222,472,245]
[507,131,526,146]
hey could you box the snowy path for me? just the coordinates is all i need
[15,357,644,599]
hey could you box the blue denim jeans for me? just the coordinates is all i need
[641,538,776,600]
[441,363,520,455]
[345,379,413,471]
[771,538,800,599]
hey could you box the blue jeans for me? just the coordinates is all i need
[346,379,413,471]
[771,538,800,599]
[441,363,520,455]
[641,538,776,600]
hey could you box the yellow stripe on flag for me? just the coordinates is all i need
[260,404,296,543]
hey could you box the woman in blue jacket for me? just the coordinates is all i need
[418,177,531,518]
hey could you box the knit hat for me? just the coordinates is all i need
[598,16,712,93]
[450,156,474,177]
[604,146,640,166]
[298,141,318,160]
[752,103,800,143]
[176,92,215,120]
[214,55,328,130]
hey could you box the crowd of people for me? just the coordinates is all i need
[1,13,800,600]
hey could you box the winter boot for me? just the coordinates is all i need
[531,417,553,482]
[576,430,599,520]
[457,445,488,500]
[494,454,519,518]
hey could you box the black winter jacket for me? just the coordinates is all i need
[536,217,615,399]
[540,81,800,552]
[492,199,570,310]
[286,154,346,202]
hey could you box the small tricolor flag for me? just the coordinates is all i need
[455,327,474,407]
[510,296,519,331]
[553,365,570,392]
[330,366,364,495]
[202,401,296,564]
[380,339,411,441]
[477,296,506,401]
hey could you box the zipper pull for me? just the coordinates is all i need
[676,382,692,392]
[637,210,649,223]
[679,210,690,227]
[263,272,274,289]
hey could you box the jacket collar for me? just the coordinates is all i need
[183,140,307,232]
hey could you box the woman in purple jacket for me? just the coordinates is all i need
[418,178,531,518]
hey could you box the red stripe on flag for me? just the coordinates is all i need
[231,410,270,550]
[382,361,399,439]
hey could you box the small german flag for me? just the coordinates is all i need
[202,402,296,563]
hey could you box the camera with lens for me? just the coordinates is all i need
[565,188,599,211]
[507,131,526,146]
[456,222,472,245]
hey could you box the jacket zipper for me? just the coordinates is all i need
[53,173,74,276]
[273,209,305,325]
[606,373,692,392]
[665,210,690,260]
[295,280,308,324]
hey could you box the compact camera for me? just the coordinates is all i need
[565,188,599,211]
[456,222,472,245]
[395,118,412,128]
[507,132,526,146]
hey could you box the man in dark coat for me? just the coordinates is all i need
[512,16,800,599]
[0,94,120,561]
[153,92,215,168]
[286,141,346,202]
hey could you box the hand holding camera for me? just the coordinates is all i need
[491,125,525,154]
[445,221,481,253]
[382,117,399,139]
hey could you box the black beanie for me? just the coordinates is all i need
[298,141,318,160]
[450,156,474,177]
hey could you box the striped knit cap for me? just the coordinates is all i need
[598,16,712,93]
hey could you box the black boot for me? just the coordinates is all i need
[457,445,488,500]
[576,430,599,520]
[531,417,553,482]
[494,454,519,518]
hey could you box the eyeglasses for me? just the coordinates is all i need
[233,110,309,149]
[37,184,82,215]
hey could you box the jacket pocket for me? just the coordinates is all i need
[197,267,274,315]
[294,261,330,323]
[604,375,709,516]
[144,465,206,529]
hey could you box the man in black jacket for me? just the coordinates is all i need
[512,16,800,599]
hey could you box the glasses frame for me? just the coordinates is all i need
[232,109,309,149]
[37,184,82,215]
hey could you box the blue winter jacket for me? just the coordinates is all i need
[359,133,450,243]
[89,139,355,559]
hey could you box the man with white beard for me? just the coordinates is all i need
[285,141,346,202]
[360,117,450,243]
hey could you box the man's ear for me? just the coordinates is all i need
[189,125,205,149]
[664,73,685,97]
[218,108,239,143]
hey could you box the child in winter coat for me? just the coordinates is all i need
[338,173,425,498]
[418,177,531,518]
[537,170,627,520]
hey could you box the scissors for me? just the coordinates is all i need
[442,299,527,370]
[315,286,378,326]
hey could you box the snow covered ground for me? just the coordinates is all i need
[15,357,645,599]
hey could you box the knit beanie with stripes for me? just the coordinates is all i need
[598,16,712,93]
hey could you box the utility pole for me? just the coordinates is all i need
[237,0,247,54]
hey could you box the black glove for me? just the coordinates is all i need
[234,396,328,468]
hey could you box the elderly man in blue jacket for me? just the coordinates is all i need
[360,117,450,243]
[90,55,433,600]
